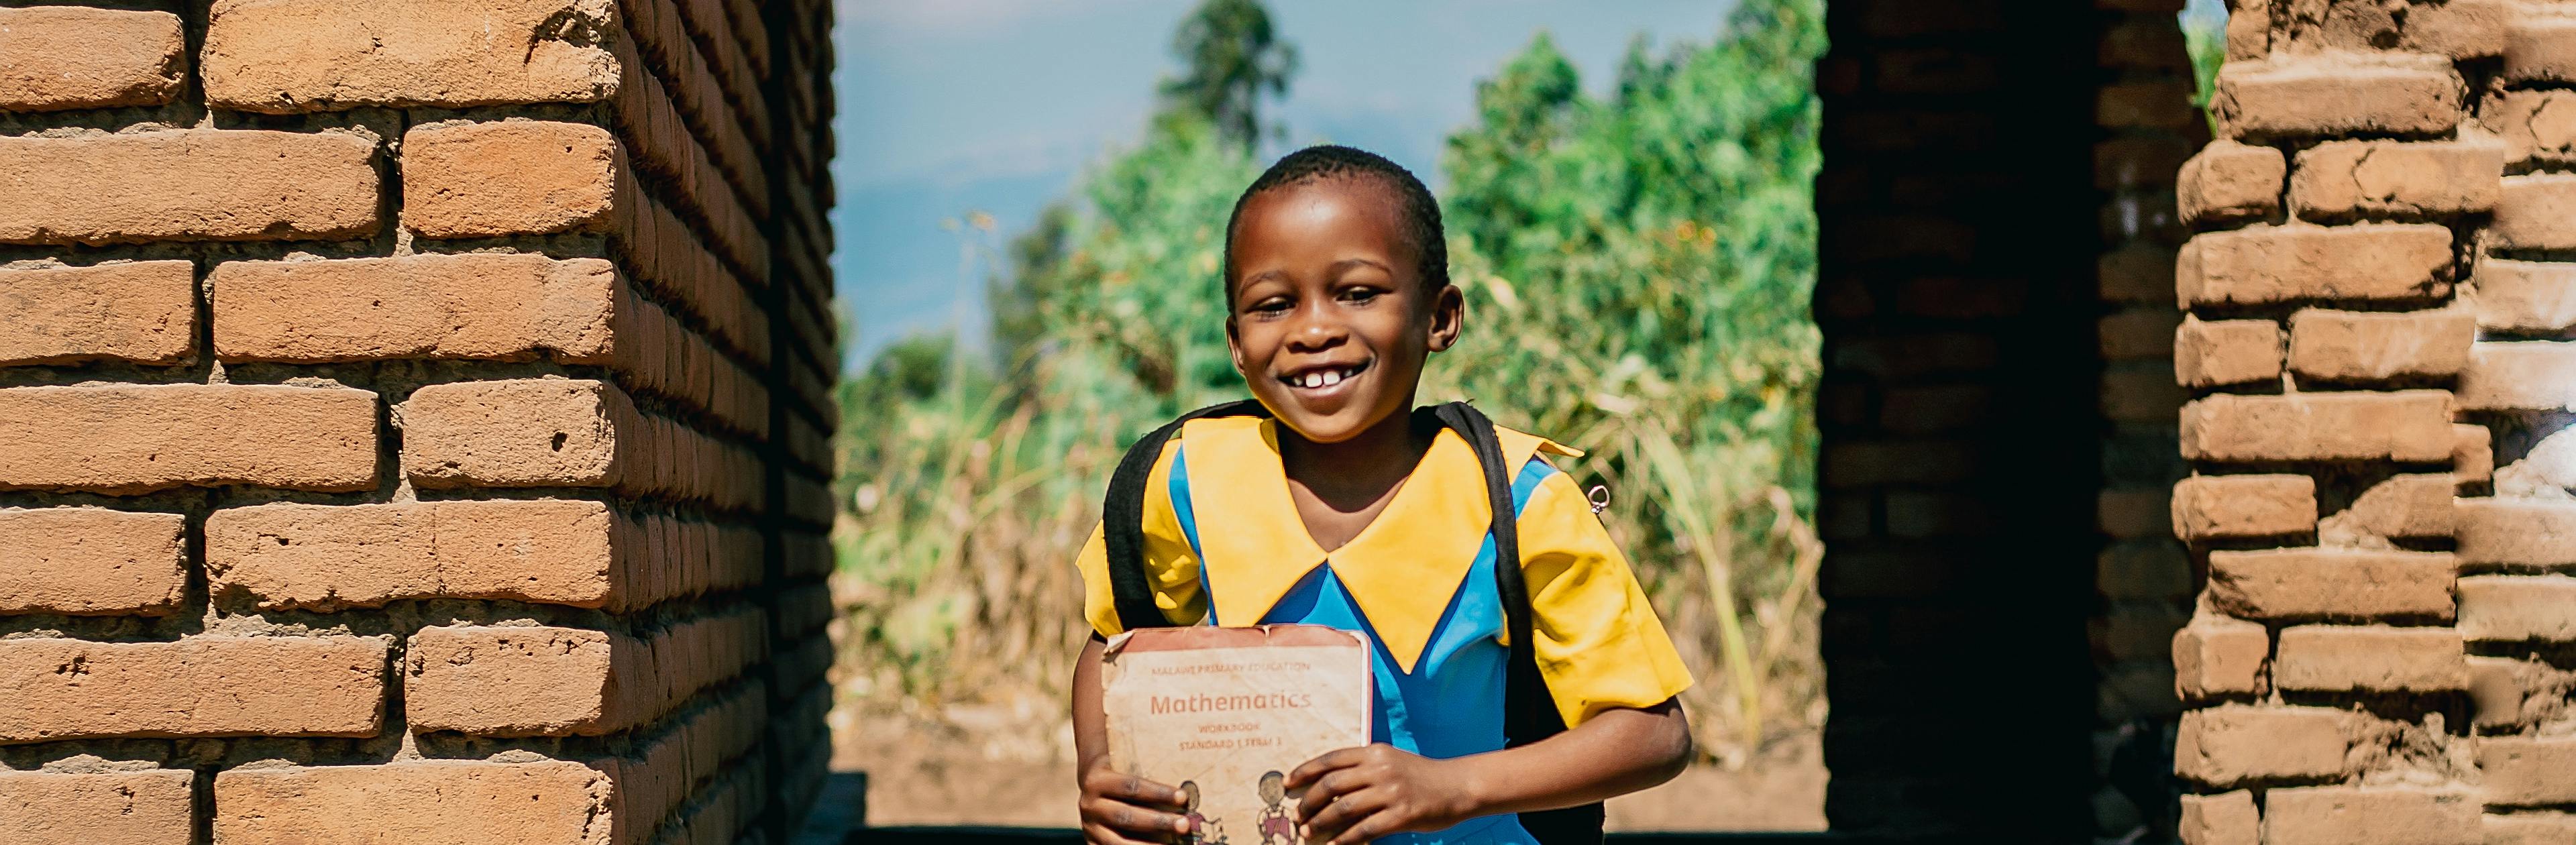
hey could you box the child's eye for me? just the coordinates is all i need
[1340,287,1381,304]
[1248,297,1292,315]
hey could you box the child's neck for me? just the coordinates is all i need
[1276,405,1430,525]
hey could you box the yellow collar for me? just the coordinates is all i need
[1181,416,1580,673]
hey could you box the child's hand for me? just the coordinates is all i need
[1079,767,1196,845]
[1285,744,1481,845]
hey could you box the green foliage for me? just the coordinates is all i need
[835,0,1829,761]
[1158,0,1299,148]
[2185,17,2226,133]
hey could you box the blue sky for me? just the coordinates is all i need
[826,0,1741,368]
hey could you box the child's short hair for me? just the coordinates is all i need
[1222,144,1448,293]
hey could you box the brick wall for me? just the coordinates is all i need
[1814,1,2110,838]
[0,2,839,843]
[2167,1,2576,842]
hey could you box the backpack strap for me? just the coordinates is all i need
[1103,399,1269,631]
[1429,403,1601,845]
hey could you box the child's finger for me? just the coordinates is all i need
[1292,769,1364,823]
[1283,746,1366,789]
[1083,796,1194,836]
[1083,820,1180,845]
[1085,769,1185,808]
[1299,787,1386,844]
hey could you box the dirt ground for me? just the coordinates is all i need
[833,713,1827,832]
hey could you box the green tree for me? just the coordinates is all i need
[1157,0,1299,148]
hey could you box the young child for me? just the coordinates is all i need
[1069,146,1695,845]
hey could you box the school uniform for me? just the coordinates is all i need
[1076,416,1695,845]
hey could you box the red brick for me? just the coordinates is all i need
[2261,787,2480,845]
[2174,317,2283,388]
[212,760,616,845]
[2101,308,2182,359]
[2457,575,2576,641]
[2479,737,2576,807]
[2286,308,2474,382]
[0,769,195,845]
[0,384,378,494]
[201,0,619,112]
[2178,141,2286,225]
[2102,364,2187,422]
[2471,258,2576,333]
[2493,174,2576,251]
[0,129,377,245]
[2179,391,2453,463]
[403,121,624,238]
[2175,612,2270,700]
[2393,0,2513,59]
[2100,604,2190,661]
[2175,705,2349,788]
[2482,90,2576,166]
[401,378,628,489]
[0,636,386,742]
[2172,474,2316,540]
[2290,139,2504,219]
[2101,243,2177,304]
[2328,473,2456,541]
[0,7,185,111]
[2483,813,2576,844]
[2208,548,2455,621]
[0,262,196,366]
[407,612,764,738]
[2100,541,2192,600]
[2226,4,2269,60]
[213,253,614,363]
[2099,80,2200,129]
[2504,10,2576,84]
[2273,624,2465,691]
[405,625,619,736]
[2460,341,2576,411]
[206,500,614,611]
[0,508,185,616]
[2457,498,2576,567]
[2455,424,2493,485]
[2178,225,2453,306]
[2179,791,2257,845]
[2469,657,2527,728]
[2212,54,2463,140]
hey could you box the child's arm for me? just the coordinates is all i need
[1072,634,1199,845]
[1284,698,1690,845]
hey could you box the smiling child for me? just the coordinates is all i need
[1069,146,1696,845]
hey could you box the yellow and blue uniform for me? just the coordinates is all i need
[1075,416,1694,845]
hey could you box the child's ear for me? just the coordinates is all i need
[1426,282,1464,353]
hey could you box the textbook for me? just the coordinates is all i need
[1101,624,1373,845]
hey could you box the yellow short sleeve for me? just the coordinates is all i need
[1517,469,1695,726]
[1075,439,1206,637]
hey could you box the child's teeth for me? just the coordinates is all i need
[1303,372,1322,388]
[1321,370,1342,387]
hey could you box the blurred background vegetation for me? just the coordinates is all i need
[833,0,1828,767]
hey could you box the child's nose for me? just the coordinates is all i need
[1285,308,1346,350]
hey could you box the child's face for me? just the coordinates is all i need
[1225,178,1460,443]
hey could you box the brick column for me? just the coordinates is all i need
[0,2,837,843]
[1815,1,2104,837]
[2093,0,2204,840]
[2169,2,2576,842]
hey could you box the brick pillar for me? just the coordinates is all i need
[2093,0,2204,840]
[2169,1,2576,842]
[0,2,837,843]
[1814,1,2104,837]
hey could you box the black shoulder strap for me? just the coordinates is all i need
[1102,400,1601,844]
[1430,403,1602,845]
[1103,399,1269,631]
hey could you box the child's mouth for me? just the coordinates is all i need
[1279,360,1368,394]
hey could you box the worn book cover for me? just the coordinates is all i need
[1102,624,1373,845]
